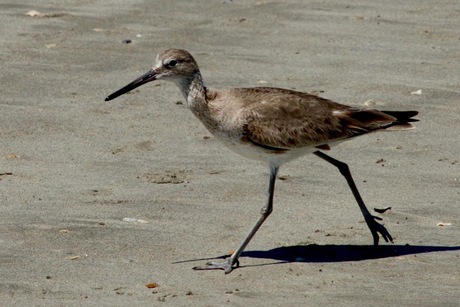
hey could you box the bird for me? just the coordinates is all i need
[105,48,418,274]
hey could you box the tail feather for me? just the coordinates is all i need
[382,110,419,122]
[381,110,419,130]
[337,109,419,133]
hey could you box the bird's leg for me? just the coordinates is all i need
[193,165,279,274]
[313,151,393,245]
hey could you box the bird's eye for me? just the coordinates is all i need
[167,60,178,68]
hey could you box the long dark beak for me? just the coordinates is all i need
[105,69,157,101]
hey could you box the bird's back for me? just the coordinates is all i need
[203,86,417,152]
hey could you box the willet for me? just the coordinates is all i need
[105,49,418,274]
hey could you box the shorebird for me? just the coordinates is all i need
[105,49,418,274]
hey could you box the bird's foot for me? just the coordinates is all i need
[366,214,393,245]
[193,258,239,274]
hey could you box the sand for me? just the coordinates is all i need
[1,0,459,305]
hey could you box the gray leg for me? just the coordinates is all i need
[193,165,279,274]
[314,151,393,245]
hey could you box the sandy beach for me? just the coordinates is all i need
[1,0,459,305]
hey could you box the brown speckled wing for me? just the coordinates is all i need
[240,88,350,149]
[238,87,417,150]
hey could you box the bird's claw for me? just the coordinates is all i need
[366,215,393,245]
[193,258,239,274]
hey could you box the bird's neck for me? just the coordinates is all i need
[175,71,208,115]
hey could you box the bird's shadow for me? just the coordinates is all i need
[241,244,460,264]
[174,244,460,269]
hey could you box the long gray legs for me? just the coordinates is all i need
[313,151,393,245]
[193,151,392,274]
[193,165,279,274]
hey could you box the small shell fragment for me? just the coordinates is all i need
[364,99,376,106]
[436,222,452,227]
[67,255,80,260]
[122,217,148,223]
[123,217,137,223]
[26,10,43,17]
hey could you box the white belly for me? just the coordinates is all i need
[215,132,318,168]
